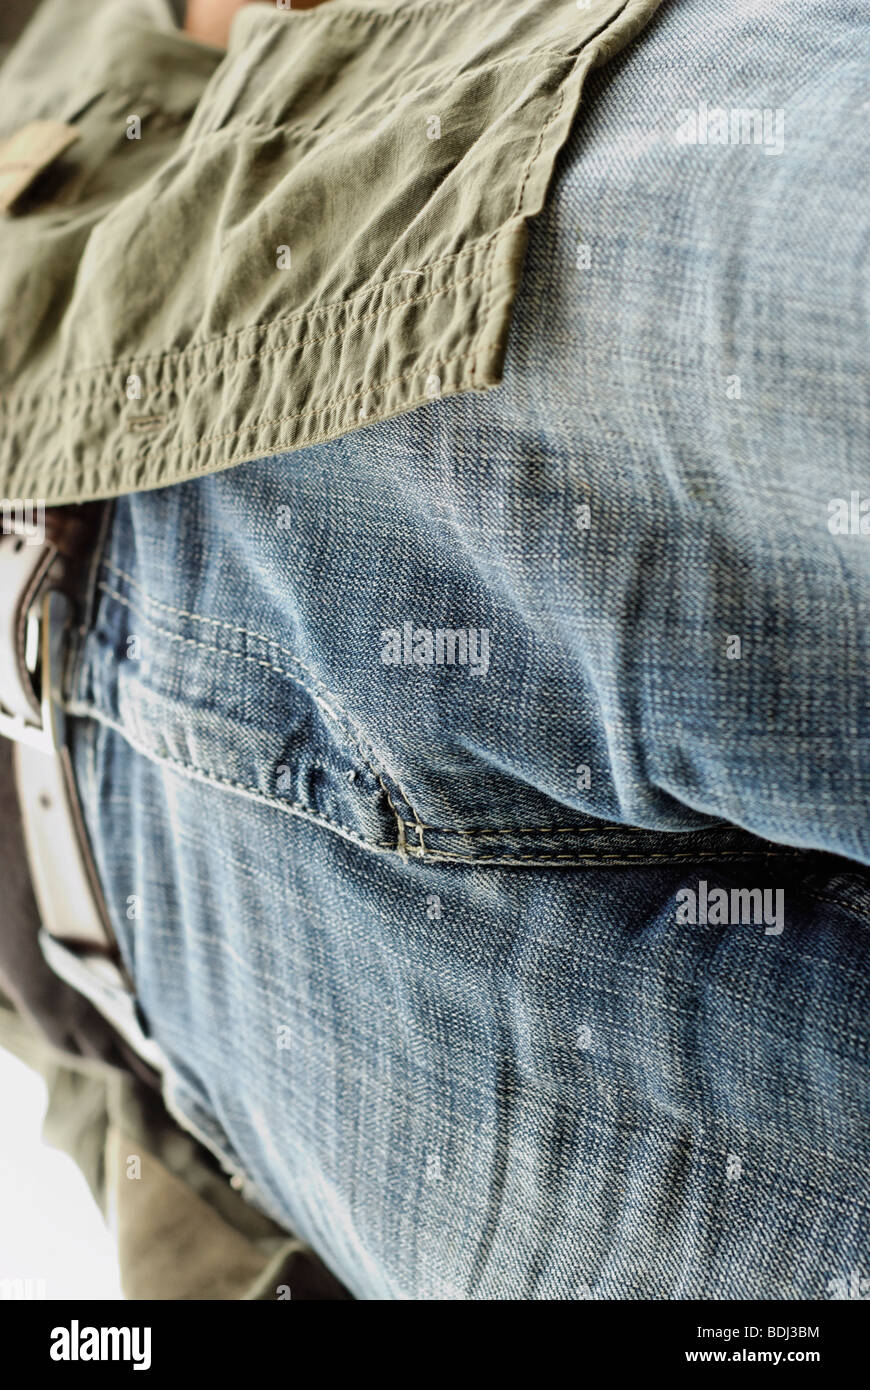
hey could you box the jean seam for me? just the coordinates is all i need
[407,845,806,865]
[96,567,745,843]
[66,701,397,854]
[87,577,814,861]
[94,579,419,810]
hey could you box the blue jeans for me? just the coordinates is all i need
[67,0,869,1298]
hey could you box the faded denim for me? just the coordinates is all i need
[66,0,870,1299]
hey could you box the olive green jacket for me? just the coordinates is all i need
[0,0,660,505]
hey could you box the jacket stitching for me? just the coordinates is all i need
[303,0,474,23]
[221,262,521,371]
[512,83,566,220]
[136,346,503,456]
[31,344,502,492]
[50,238,512,382]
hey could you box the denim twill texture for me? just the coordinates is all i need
[65,0,870,1298]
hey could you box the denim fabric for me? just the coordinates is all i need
[66,0,869,1298]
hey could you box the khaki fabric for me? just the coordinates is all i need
[0,992,350,1298]
[0,0,661,505]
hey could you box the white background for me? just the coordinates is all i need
[0,1046,122,1300]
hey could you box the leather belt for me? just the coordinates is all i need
[0,508,165,1074]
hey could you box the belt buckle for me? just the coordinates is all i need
[0,587,69,754]
[0,525,67,754]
